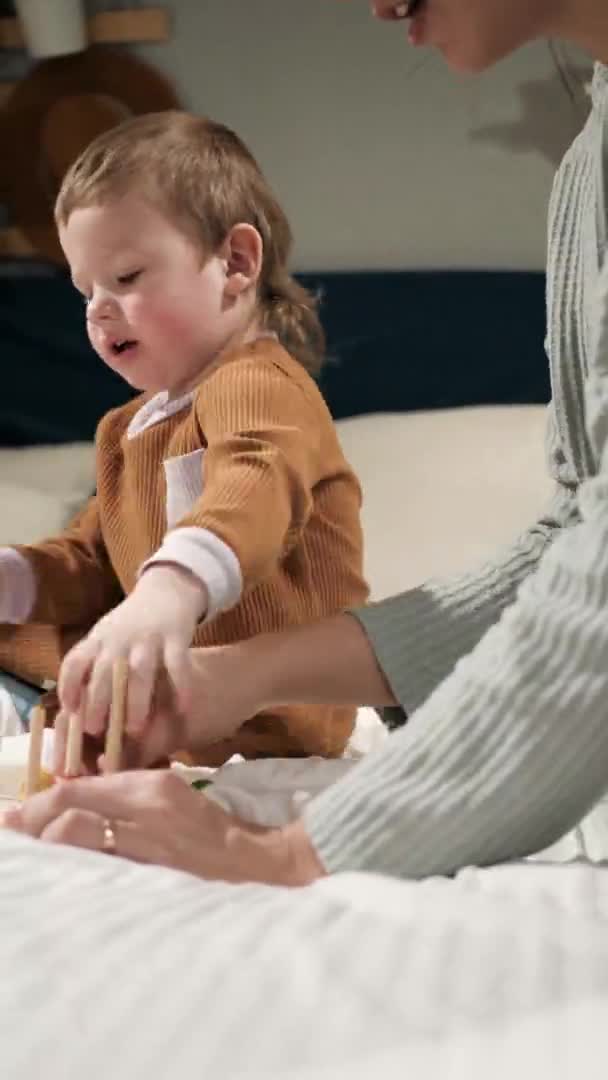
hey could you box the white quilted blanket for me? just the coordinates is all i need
[1,833,607,1079]
[2,706,608,1078]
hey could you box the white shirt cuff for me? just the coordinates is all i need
[140,527,243,621]
[0,549,37,623]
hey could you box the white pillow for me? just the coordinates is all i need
[0,442,95,545]
[336,406,553,599]
[0,409,552,591]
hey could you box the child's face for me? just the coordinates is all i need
[60,194,248,396]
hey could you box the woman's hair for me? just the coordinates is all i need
[55,110,325,375]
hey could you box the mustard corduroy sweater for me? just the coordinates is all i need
[0,340,368,761]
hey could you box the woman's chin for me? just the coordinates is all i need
[440,31,523,75]
[440,43,500,75]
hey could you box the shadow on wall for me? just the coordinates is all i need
[471,64,592,168]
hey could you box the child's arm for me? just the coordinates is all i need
[144,355,323,617]
[59,356,326,736]
[0,497,123,628]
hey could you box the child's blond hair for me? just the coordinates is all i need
[55,110,325,375]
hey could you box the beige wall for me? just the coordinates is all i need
[132,3,589,271]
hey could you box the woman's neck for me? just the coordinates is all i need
[549,0,608,65]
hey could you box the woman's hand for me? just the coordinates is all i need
[0,770,325,886]
[53,613,393,775]
[117,615,392,769]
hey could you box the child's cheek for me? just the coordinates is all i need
[125,294,152,330]
[138,298,198,342]
[87,323,103,354]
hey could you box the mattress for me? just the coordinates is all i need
[1,832,606,1080]
[1,706,608,1079]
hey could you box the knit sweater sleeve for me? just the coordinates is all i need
[10,496,123,627]
[169,355,322,592]
[353,400,579,715]
[303,262,608,878]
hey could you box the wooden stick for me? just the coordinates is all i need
[52,711,69,778]
[25,705,46,798]
[104,659,128,773]
[64,714,83,778]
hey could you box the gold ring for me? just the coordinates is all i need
[102,818,117,855]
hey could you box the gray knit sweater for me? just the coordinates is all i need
[305,64,608,878]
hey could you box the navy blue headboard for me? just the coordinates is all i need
[301,270,549,419]
[1,267,549,446]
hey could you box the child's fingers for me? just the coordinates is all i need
[57,640,97,716]
[83,653,116,736]
[125,642,159,736]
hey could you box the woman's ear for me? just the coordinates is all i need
[221,224,263,299]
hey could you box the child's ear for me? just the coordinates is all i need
[221,224,263,298]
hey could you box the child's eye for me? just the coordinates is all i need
[117,269,142,286]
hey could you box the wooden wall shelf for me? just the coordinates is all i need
[0,6,172,259]
[0,7,170,49]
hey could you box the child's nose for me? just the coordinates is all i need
[87,291,119,323]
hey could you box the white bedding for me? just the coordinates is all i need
[0,403,592,1075]
[1,705,608,1077]
[1,832,607,1079]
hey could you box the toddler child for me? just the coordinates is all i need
[0,111,368,763]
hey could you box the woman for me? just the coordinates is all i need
[4,0,608,885]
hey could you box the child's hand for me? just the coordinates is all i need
[54,645,250,773]
[58,566,208,738]
[112,644,254,768]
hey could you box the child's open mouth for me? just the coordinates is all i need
[112,339,138,356]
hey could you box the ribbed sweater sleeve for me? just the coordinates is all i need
[304,67,608,877]
[355,401,579,715]
[10,497,123,627]
[304,259,608,879]
[178,354,322,590]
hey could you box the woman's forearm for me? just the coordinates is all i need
[179,614,396,766]
[245,613,397,710]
